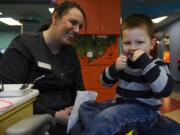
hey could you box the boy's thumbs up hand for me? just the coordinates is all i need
[115,55,128,71]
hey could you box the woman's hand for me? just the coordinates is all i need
[115,55,128,71]
[55,106,73,126]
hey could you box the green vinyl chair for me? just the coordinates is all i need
[5,114,55,135]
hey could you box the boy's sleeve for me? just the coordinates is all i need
[100,63,119,87]
[136,54,174,98]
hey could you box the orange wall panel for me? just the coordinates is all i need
[100,0,120,34]
[56,0,121,34]
[95,87,116,102]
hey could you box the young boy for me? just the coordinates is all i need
[71,14,174,135]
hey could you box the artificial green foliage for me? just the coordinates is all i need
[72,35,116,63]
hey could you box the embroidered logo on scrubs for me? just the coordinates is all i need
[37,61,51,70]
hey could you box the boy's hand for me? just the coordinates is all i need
[130,50,145,61]
[115,55,128,71]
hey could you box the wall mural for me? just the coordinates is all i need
[72,35,117,64]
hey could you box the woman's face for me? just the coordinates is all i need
[52,8,84,45]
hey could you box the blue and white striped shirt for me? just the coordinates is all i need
[101,54,174,110]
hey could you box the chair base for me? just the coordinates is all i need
[140,115,180,135]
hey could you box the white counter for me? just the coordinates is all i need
[0,89,39,135]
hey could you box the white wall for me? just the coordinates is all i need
[159,19,180,82]
[0,31,19,48]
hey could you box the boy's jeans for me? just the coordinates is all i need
[75,100,159,135]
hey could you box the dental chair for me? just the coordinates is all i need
[121,115,180,135]
[5,114,55,135]
[140,115,180,135]
[6,114,180,135]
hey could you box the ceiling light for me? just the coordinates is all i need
[0,12,2,15]
[152,16,167,23]
[0,17,22,26]
[48,8,54,13]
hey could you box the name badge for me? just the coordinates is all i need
[37,61,51,70]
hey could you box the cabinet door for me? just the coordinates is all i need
[81,65,91,89]
[55,0,63,4]
[100,0,120,34]
[74,0,100,34]
[56,0,121,34]
[56,0,100,34]
[87,65,117,101]
[96,87,116,102]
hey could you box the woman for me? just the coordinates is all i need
[0,1,86,135]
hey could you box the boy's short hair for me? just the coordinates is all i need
[122,14,154,39]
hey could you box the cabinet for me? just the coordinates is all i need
[80,41,119,101]
[100,0,120,34]
[55,0,121,100]
[56,0,120,34]
[73,0,100,34]
[81,65,117,102]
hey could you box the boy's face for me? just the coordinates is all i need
[122,27,155,59]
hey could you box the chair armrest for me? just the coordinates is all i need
[5,114,56,135]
